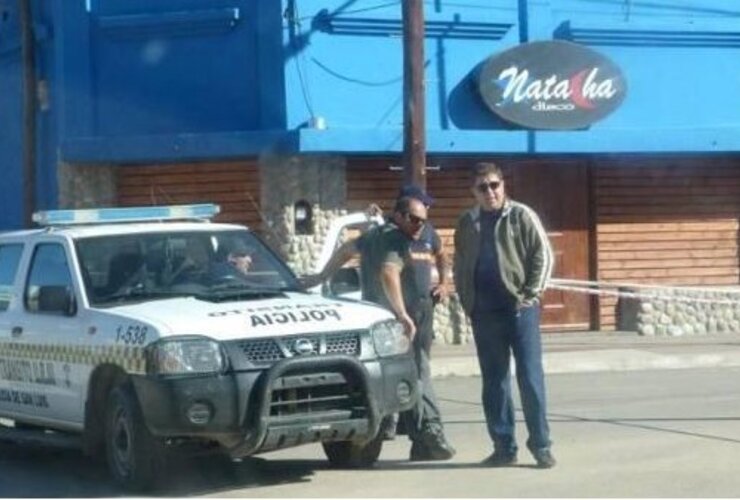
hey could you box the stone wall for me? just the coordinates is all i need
[57,163,117,209]
[434,294,473,344]
[259,154,348,275]
[618,287,740,336]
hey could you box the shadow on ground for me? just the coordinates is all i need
[0,441,315,497]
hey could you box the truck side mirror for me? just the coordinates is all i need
[38,286,77,316]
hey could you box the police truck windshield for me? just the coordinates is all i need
[75,230,299,307]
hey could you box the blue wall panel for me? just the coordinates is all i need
[0,0,59,229]
[542,0,740,151]
[36,0,59,213]
[0,0,23,229]
[282,0,520,135]
[280,0,740,153]
[82,0,259,136]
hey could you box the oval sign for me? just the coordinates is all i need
[478,40,627,130]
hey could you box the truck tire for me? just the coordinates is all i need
[322,434,383,468]
[105,384,163,491]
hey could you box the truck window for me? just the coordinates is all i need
[0,244,23,311]
[75,230,299,307]
[25,243,75,314]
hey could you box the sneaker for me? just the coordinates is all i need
[532,449,556,469]
[481,451,518,467]
[415,422,456,460]
[409,440,431,461]
[409,439,455,461]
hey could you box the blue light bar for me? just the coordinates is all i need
[32,204,221,226]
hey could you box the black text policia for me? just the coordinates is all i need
[249,309,341,327]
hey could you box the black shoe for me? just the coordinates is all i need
[409,441,432,461]
[481,451,518,467]
[533,449,556,469]
[414,422,456,460]
[409,439,455,461]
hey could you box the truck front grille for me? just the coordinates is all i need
[240,339,283,363]
[268,372,366,419]
[234,331,361,365]
[325,332,360,354]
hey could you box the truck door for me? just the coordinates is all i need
[10,242,83,426]
[0,242,25,417]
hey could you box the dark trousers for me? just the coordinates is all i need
[400,298,442,441]
[471,305,551,454]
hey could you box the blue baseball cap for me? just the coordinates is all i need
[398,184,434,207]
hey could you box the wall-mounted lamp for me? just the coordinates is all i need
[294,200,313,235]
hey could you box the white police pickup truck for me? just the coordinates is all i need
[0,204,416,490]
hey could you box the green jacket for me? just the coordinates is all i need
[453,199,554,315]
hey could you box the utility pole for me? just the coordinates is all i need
[19,0,37,227]
[402,0,426,189]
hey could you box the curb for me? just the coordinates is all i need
[431,347,740,378]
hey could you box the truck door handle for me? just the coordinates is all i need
[11,326,23,338]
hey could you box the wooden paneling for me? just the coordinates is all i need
[595,157,740,329]
[116,161,262,230]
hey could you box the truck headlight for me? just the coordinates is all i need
[371,319,410,358]
[148,337,225,375]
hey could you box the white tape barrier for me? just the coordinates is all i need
[548,278,739,306]
[554,277,739,293]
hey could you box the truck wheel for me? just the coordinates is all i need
[322,435,383,468]
[105,384,163,491]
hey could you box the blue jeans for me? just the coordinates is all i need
[471,305,551,455]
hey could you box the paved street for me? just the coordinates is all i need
[2,367,740,497]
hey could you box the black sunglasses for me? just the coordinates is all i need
[476,181,502,193]
[404,213,427,225]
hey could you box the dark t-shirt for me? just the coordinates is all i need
[355,223,437,310]
[406,222,441,297]
[474,209,515,312]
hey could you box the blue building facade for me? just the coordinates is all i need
[1,0,738,330]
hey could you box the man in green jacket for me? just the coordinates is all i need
[453,162,555,468]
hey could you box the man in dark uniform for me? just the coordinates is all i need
[379,194,453,461]
[301,192,455,461]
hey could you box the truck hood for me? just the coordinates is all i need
[104,292,392,340]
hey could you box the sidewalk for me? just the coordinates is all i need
[431,331,740,378]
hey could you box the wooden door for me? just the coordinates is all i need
[508,159,591,331]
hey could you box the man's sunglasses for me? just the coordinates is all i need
[404,213,427,225]
[475,181,502,193]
